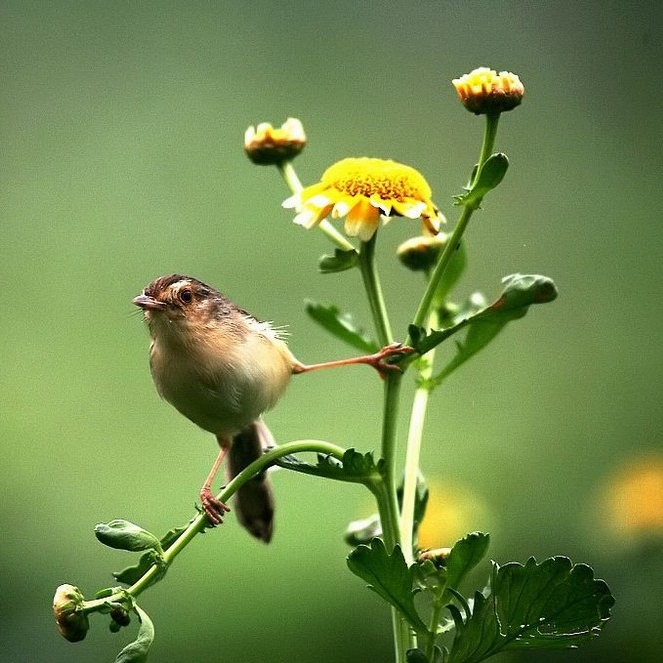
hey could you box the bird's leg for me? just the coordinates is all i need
[292,342,413,378]
[200,439,232,526]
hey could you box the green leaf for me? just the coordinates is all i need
[115,605,154,663]
[95,520,163,554]
[486,273,558,316]
[113,525,186,586]
[304,300,379,353]
[433,238,467,306]
[318,248,359,273]
[415,532,489,604]
[455,153,509,209]
[408,274,558,386]
[276,448,380,485]
[447,557,615,663]
[445,532,490,592]
[347,538,430,636]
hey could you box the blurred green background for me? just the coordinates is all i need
[2,1,662,661]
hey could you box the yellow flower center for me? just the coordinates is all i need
[322,157,432,203]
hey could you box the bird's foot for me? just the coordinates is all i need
[200,487,231,526]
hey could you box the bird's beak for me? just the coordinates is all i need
[132,293,166,310]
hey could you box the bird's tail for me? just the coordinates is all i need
[227,419,276,543]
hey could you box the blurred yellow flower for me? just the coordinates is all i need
[417,480,491,550]
[244,117,306,165]
[283,157,442,242]
[604,456,663,535]
[452,67,524,115]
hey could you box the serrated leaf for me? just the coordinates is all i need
[115,605,154,663]
[448,556,615,663]
[318,248,359,273]
[275,448,379,485]
[305,300,379,353]
[445,532,490,592]
[347,538,430,636]
[342,448,380,477]
[95,520,162,554]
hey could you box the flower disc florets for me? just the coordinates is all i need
[452,67,524,115]
[283,157,442,241]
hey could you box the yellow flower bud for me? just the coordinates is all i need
[452,67,524,115]
[244,117,306,165]
[397,234,448,272]
[417,547,452,568]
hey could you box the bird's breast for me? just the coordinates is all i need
[148,327,293,436]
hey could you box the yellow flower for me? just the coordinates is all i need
[452,67,524,115]
[283,157,442,242]
[417,480,491,550]
[603,456,663,536]
[244,117,306,165]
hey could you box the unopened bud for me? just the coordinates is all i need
[244,117,306,165]
[417,547,452,568]
[452,67,524,115]
[397,234,448,272]
[53,584,89,642]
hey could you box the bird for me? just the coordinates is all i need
[133,274,408,542]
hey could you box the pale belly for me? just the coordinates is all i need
[149,334,292,437]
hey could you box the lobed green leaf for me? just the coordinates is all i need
[318,248,359,273]
[409,274,558,386]
[447,556,615,663]
[304,300,379,353]
[347,538,430,636]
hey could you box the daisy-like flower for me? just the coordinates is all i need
[282,157,442,242]
[244,117,306,165]
[452,67,524,115]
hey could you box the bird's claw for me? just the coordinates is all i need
[370,342,414,377]
[200,488,231,526]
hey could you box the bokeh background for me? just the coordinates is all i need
[2,2,662,661]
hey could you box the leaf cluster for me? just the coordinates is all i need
[347,534,614,663]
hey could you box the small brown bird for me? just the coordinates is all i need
[133,274,406,542]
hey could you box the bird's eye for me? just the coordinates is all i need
[178,288,194,304]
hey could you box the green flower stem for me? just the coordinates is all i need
[425,594,446,661]
[278,160,356,252]
[407,112,501,342]
[475,112,501,185]
[82,440,346,613]
[378,372,417,661]
[358,234,393,346]
[357,229,410,654]
[400,307,440,566]
[278,159,304,193]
